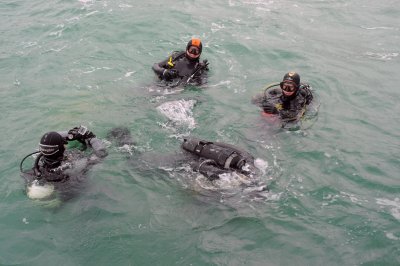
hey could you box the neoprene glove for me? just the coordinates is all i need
[262,102,278,114]
[162,69,178,80]
[68,126,96,141]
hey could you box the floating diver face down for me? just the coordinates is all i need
[39,131,67,166]
[186,38,202,60]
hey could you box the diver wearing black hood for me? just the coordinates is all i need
[20,125,107,183]
[252,72,313,122]
[152,38,209,85]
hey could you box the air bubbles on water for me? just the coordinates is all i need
[376,197,400,221]
[157,99,197,130]
[27,180,55,200]
[385,232,399,240]
[117,144,135,155]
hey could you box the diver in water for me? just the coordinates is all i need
[252,72,313,122]
[181,137,261,182]
[20,125,107,199]
[152,38,209,86]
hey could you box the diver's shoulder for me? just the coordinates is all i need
[171,50,185,59]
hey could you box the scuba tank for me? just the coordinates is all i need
[182,138,247,171]
[181,138,258,181]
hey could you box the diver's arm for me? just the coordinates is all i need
[152,58,168,77]
[251,93,266,107]
[87,137,107,158]
[65,126,108,158]
[57,131,69,139]
[152,51,185,78]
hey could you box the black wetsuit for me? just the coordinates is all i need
[22,131,107,184]
[152,51,209,85]
[253,84,313,121]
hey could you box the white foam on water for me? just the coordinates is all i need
[117,144,135,155]
[157,99,197,129]
[216,172,251,189]
[376,198,400,221]
[361,26,398,30]
[365,52,399,61]
[385,232,399,240]
[125,71,135,77]
[27,181,55,200]
[254,158,268,175]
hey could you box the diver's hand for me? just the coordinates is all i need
[162,69,178,80]
[201,59,209,70]
[68,126,96,141]
[262,102,278,114]
[82,130,95,140]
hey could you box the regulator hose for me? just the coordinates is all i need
[19,151,40,173]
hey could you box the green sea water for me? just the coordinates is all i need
[1,0,399,265]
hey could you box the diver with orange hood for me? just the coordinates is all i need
[152,38,209,86]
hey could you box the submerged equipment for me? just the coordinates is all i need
[182,138,250,178]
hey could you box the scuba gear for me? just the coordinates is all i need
[167,56,174,67]
[187,46,200,56]
[20,126,109,204]
[186,38,202,55]
[254,75,315,129]
[68,126,95,142]
[262,82,281,100]
[162,69,179,80]
[280,72,300,97]
[282,72,300,87]
[184,60,209,85]
[152,51,185,79]
[21,126,106,182]
[19,151,40,173]
[181,138,255,180]
[39,131,66,163]
[20,151,68,181]
[300,84,314,105]
[191,160,230,181]
[280,82,297,92]
[152,38,208,85]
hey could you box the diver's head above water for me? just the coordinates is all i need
[280,71,300,97]
[39,131,67,167]
[186,38,202,60]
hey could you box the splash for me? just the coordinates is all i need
[376,198,400,221]
[27,180,55,200]
[157,99,197,129]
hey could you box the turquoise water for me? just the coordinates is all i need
[1,0,399,265]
